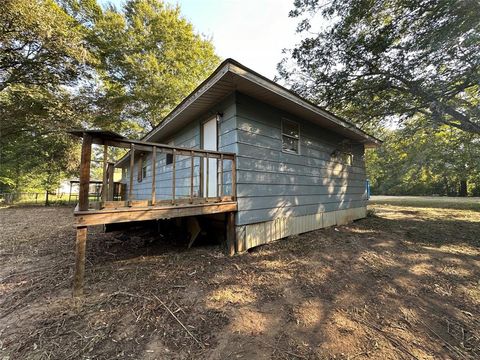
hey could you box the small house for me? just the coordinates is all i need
[70,59,381,295]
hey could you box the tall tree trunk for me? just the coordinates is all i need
[45,190,50,206]
[459,179,468,197]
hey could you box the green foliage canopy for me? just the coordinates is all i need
[279,0,480,134]
[90,0,220,130]
[0,0,220,195]
[367,118,480,196]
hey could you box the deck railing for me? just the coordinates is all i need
[74,131,236,212]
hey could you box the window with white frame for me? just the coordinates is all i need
[282,119,300,154]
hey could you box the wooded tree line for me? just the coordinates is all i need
[280,0,480,196]
[0,0,219,196]
[366,119,480,196]
[1,0,479,198]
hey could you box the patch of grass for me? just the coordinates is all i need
[370,195,480,211]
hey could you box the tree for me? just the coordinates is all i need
[0,0,92,194]
[0,85,82,197]
[366,118,480,196]
[0,0,220,195]
[279,0,480,135]
[90,0,220,131]
[0,0,93,92]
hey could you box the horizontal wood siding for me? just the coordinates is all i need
[121,94,237,201]
[234,92,367,226]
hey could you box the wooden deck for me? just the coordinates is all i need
[74,199,237,226]
[69,130,238,296]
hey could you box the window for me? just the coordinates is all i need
[166,140,174,165]
[342,153,353,166]
[333,151,353,166]
[138,155,149,182]
[282,119,299,154]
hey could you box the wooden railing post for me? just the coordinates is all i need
[101,144,108,204]
[231,155,237,201]
[190,150,194,203]
[220,154,224,199]
[79,133,92,211]
[206,153,209,199]
[107,163,114,201]
[151,146,156,206]
[128,144,135,206]
[171,149,176,205]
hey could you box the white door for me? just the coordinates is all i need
[202,117,217,197]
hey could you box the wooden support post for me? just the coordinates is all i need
[101,144,108,203]
[68,182,72,203]
[172,149,176,205]
[79,133,92,211]
[107,163,114,201]
[231,155,237,201]
[73,226,87,297]
[151,146,156,206]
[190,150,194,203]
[128,144,135,206]
[226,212,236,256]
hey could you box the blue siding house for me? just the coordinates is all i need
[116,59,381,251]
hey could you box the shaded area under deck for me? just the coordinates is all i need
[69,130,238,297]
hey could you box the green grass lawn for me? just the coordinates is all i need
[370,195,480,211]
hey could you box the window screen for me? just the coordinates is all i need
[282,119,299,154]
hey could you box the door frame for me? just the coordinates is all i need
[200,115,219,198]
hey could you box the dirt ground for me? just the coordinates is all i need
[1,201,479,359]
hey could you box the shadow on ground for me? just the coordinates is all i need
[1,204,479,359]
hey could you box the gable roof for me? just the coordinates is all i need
[143,58,381,147]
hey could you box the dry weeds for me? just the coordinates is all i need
[1,202,479,359]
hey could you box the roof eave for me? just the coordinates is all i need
[143,59,382,147]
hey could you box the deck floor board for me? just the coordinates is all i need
[74,201,237,226]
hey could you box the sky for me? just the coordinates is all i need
[100,0,301,79]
